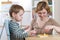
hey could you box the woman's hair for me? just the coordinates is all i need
[9,4,24,17]
[36,1,52,16]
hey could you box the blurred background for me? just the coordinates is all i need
[0,0,60,40]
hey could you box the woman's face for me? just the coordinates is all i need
[37,9,48,18]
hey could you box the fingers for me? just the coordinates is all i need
[45,25,54,29]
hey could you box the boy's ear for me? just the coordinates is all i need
[12,12,16,18]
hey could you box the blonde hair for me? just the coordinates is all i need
[36,1,52,16]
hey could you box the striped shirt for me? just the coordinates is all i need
[9,20,28,40]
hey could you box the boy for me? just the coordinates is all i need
[9,4,35,40]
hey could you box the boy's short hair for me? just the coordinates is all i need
[9,4,24,17]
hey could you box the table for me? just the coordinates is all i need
[26,35,60,40]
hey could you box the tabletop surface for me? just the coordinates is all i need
[26,35,60,40]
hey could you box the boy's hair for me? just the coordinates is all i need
[9,4,24,17]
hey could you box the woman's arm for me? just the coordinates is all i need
[51,18,60,33]
[54,26,60,33]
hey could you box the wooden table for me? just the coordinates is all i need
[26,35,60,40]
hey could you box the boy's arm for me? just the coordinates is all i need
[9,22,29,38]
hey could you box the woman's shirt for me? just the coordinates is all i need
[9,20,28,40]
[31,18,60,35]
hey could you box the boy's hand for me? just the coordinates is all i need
[21,25,30,30]
[24,25,30,30]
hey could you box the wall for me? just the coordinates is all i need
[54,0,60,24]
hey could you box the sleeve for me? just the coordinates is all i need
[51,19,60,27]
[51,19,60,34]
[31,19,35,29]
[9,22,28,38]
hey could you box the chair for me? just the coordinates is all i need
[4,19,10,40]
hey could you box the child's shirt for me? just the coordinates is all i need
[9,20,28,40]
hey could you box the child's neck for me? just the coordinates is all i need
[12,18,22,25]
[12,18,18,22]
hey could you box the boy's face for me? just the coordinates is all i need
[14,10,24,22]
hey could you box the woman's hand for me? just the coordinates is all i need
[44,25,54,32]
[45,25,54,29]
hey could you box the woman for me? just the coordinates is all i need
[31,1,60,35]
